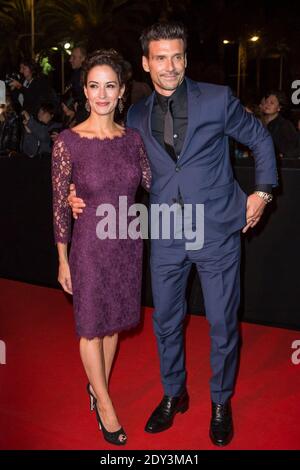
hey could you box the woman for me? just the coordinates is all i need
[9,59,53,117]
[52,49,151,446]
[262,91,300,158]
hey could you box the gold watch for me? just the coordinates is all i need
[254,191,273,203]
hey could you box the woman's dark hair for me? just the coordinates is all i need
[20,58,39,77]
[82,49,127,87]
[140,22,188,57]
[61,90,76,112]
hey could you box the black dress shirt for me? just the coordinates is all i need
[151,79,187,159]
[151,79,272,194]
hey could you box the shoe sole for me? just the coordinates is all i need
[209,429,233,447]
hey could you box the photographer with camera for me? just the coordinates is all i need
[21,102,62,158]
[8,59,54,118]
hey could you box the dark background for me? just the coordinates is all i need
[0,0,300,106]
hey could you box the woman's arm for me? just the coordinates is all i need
[56,242,72,294]
[52,134,73,294]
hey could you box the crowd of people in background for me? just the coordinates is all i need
[0,45,299,160]
[0,45,152,159]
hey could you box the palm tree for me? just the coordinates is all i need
[38,0,161,81]
[0,0,35,68]
[39,0,159,50]
[0,0,160,73]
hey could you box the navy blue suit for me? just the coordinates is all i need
[127,78,277,403]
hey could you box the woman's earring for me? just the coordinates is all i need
[118,96,124,114]
[85,100,91,113]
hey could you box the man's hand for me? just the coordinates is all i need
[50,131,59,142]
[21,110,30,120]
[9,80,22,90]
[242,193,267,233]
[21,110,30,126]
[68,183,86,219]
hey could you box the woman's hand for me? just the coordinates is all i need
[58,261,73,295]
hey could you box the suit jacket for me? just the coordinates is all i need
[127,77,277,244]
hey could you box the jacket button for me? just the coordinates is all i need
[175,166,181,172]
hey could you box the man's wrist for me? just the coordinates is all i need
[254,191,273,203]
[254,184,272,193]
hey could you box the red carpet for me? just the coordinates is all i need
[0,278,299,450]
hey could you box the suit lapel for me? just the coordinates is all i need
[179,78,202,160]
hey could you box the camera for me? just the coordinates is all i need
[5,72,21,85]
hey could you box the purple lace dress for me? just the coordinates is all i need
[52,128,151,339]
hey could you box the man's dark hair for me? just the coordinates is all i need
[265,90,289,112]
[140,22,187,57]
[73,45,87,58]
[39,102,55,116]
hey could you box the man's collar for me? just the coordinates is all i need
[155,78,187,111]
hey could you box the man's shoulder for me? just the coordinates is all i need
[130,94,152,114]
[187,77,229,97]
[127,94,153,127]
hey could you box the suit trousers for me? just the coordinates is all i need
[150,230,241,404]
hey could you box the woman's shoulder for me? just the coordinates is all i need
[56,128,74,142]
[53,129,76,153]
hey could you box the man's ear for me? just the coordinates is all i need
[142,56,150,73]
[184,53,187,69]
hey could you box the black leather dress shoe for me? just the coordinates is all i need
[145,389,189,433]
[209,400,233,446]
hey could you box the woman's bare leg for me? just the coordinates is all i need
[79,336,121,433]
[103,333,118,384]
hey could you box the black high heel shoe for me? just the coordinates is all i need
[94,405,127,446]
[87,383,127,446]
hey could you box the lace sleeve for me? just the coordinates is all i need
[51,135,72,244]
[139,138,152,192]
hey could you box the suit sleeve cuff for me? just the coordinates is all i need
[254,184,272,193]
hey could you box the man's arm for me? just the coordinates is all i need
[224,87,278,232]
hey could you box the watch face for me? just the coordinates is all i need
[264,194,273,203]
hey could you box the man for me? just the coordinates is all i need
[67,46,88,123]
[68,22,277,446]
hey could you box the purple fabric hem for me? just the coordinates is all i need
[76,319,141,340]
